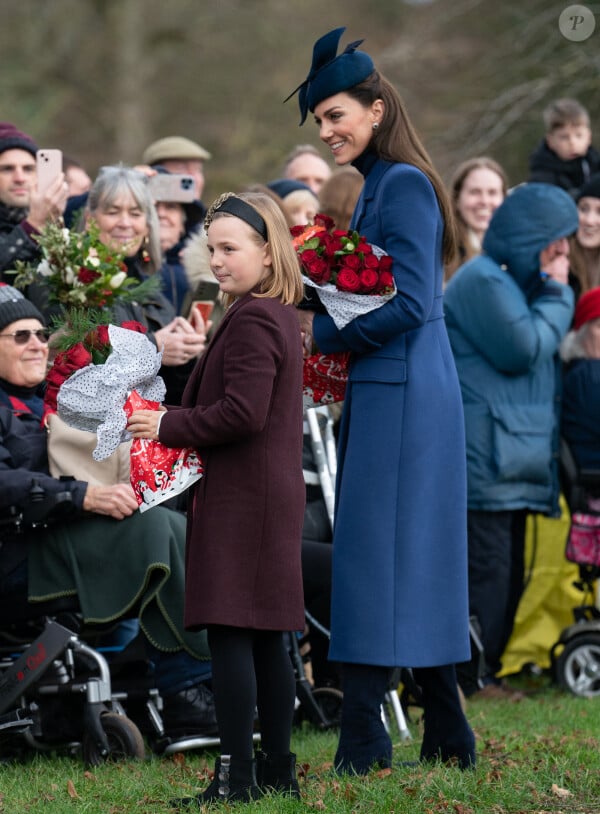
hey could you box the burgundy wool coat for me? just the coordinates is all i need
[159,291,306,632]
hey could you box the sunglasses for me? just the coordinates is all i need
[0,329,51,345]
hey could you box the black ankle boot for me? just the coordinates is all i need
[171,755,262,808]
[255,750,301,799]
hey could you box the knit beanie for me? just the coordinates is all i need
[576,173,600,202]
[0,284,45,332]
[574,287,600,330]
[0,122,38,158]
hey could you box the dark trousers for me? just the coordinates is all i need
[459,509,527,693]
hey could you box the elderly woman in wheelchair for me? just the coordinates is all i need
[0,283,217,744]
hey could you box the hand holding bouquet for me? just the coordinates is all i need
[292,214,396,408]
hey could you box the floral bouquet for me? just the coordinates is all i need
[45,313,203,511]
[292,214,396,408]
[292,213,396,330]
[12,218,159,309]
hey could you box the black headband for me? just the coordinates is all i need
[215,196,268,241]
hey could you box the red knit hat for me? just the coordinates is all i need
[0,122,38,158]
[574,287,600,330]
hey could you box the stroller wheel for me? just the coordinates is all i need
[82,712,145,765]
[555,632,600,697]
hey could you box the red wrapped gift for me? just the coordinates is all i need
[124,390,203,513]
[303,351,350,409]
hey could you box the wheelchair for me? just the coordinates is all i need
[550,438,600,697]
[0,485,220,763]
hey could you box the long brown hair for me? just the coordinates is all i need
[347,72,458,265]
[444,156,508,281]
[569,237,600,296]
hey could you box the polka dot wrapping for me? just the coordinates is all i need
[57,325,166,461]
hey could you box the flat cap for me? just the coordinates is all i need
[142,136,211,165]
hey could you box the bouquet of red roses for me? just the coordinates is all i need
[292,214,396,409]
[292,213,396,330]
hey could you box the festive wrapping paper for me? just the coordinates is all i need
[303,351,350,409]
[56,325,166,461]
[124,391,203,513]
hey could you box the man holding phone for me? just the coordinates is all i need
[0,122,68,276]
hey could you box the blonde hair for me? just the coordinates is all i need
[205,192,304,308]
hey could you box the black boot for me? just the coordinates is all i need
[171,755,262,808]
[255,750,301,799]
[413,665,476,770]
[334,663,393,775]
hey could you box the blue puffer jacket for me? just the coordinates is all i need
[444,183,578,515]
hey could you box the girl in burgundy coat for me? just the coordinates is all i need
[128,191,305,805]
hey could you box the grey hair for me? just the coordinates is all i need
[85,165,162,273]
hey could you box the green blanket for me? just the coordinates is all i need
[27,506,209,661]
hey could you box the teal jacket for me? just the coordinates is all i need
[444,183,577,515]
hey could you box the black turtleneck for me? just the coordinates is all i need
[352,150,378,178]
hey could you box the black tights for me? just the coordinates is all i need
[207,624,296,760]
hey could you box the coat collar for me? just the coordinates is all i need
[350,156,393,231]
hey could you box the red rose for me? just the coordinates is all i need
[378,255,393,273]
[357,241,372,255]
[313,213,335,231]
[363,253,380,269]
[359,268,380,293]
[342,254,361,271]
[290,225,305,238]
[84,325,110,350]
[121,320,147,334]
[376,269,395,293]
[321,233,343,255]
[77,267,101,284]
[336,267,362,292]
[63,343,93,373]
[333,229,349,239]
[304,256,331,284]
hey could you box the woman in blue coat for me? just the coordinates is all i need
[290,28,474,774]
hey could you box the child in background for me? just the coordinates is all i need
[127,191,305,806]
[528,98,600,196]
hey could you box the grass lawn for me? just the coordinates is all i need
[1,673,599,813]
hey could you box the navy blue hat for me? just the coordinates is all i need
[267,178,313,199]
[285,27,374,126]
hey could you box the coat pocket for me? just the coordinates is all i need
[348,355,407,384]
[490,404,554,484]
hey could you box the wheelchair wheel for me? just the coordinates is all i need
[311,686,343,728]
[555,632,600,697]
[82,712,145,765]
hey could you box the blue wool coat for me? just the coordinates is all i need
[443,183,577,516]
[313,154,471,668]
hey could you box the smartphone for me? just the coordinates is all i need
[148,173,196,203]
[192,300,215,323]
[36,149,63,196]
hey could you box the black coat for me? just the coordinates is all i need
[528,139,600,195]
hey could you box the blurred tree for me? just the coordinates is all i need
[0,0,597,199]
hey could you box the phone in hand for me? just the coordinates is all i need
[192,300,215,323]
[148,173,196,203]
[36,149,63,197]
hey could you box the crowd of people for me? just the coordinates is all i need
[0,22,599,807]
